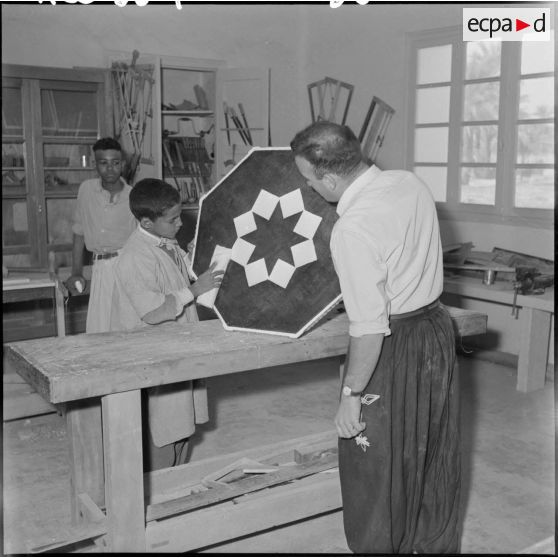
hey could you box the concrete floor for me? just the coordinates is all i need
[2,355,555,554]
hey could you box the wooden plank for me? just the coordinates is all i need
[66,401,105,518]
[3,387,56,421]
[28,523,107,554]
[445,306,487,338]
[146,452,338,522]
[145,472,342,553]
[4,308,487,405]
[145,429,338,504]
[102,390,145,552]
[517,308,552,392]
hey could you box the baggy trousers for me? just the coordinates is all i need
[339,301,460,554]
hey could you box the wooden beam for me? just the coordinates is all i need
[145,473,342,553]
[147,452,338,522]
[517,307,552,392]
[4,308,487,405]
[66,401,105,519]
[102,390,145,552]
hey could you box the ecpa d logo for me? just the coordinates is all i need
[463,8,550,41]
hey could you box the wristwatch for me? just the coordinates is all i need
[342,385,362,397]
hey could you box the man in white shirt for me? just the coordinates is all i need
[291,121,459,554]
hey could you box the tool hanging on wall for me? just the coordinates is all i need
[111,49,155,183]
[358,96,395,164]
[307,76,354,125]
[224,102,252,146]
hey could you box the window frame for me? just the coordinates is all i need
[404,26,554,230]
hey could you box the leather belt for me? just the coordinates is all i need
[390,298,440,321]
[93,251,119,261]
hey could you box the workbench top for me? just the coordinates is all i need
[5,307,486,405]
[444,275,554,313]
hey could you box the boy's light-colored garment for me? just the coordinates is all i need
[87,257,120,333]
[72,177,137,333]
[112,227,208,447]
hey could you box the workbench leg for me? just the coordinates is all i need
[54,281,66,337]
[102,390,145,552]
[66,401,105,523]
[517,307,552,392]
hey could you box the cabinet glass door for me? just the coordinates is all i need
[2,78,31,267]
[39,81,102,266]
[2,69,105,269]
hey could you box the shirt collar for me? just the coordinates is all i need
[138,225,178,247]
[337,165,382,216]
[94,178,127,200]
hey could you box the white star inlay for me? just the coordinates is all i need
[232,188,322,289]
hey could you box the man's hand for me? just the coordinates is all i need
[335,395,366,438]
[190,262,224,298]
[66,274,86,295]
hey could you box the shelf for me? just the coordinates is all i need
[44,167,95,171]
[162,110,213,117]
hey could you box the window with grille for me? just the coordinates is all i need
[405,26,554,226]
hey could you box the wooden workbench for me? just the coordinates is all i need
[4,307,486,553]
[444,275,554,392]
[3,272,66,420]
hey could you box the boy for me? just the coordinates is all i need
[111,178,223,471]
[67,137,137,333]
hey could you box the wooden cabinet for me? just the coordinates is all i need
[109,52,269,209]
[2,65,110,269]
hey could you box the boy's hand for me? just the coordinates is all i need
[66,274,86,295]
[190,262,224,298]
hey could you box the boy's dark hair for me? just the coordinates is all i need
[93,137,122,153]
[290,121,363,179]
[130,179,181,221]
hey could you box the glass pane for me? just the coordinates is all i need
[417,45,452,85]
[41,89,98,138]
[2,199,29,246]
[460,167,496,205]
[461,125,498,163]
[2,87,23,136]
[517,124,553,164]
[463,82,500,121]
[414,166,447,202]
[518,77,554,119]
[521,31,554,75]
[465,42,501,79]
[44,143,94,168]
[44,142,97,189]
[416,86,450,124]
[414,127,448,163]
[45,169,97,190]
[46,198,76,244]
[2,143,26,190]
[515,168,554,209]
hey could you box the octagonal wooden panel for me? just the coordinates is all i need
[192,148,341,337]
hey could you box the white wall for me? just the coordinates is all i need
[2,3,554,361]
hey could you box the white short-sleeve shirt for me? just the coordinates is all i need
[331,166,444,338]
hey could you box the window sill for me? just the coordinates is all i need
[436,205,554,230]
